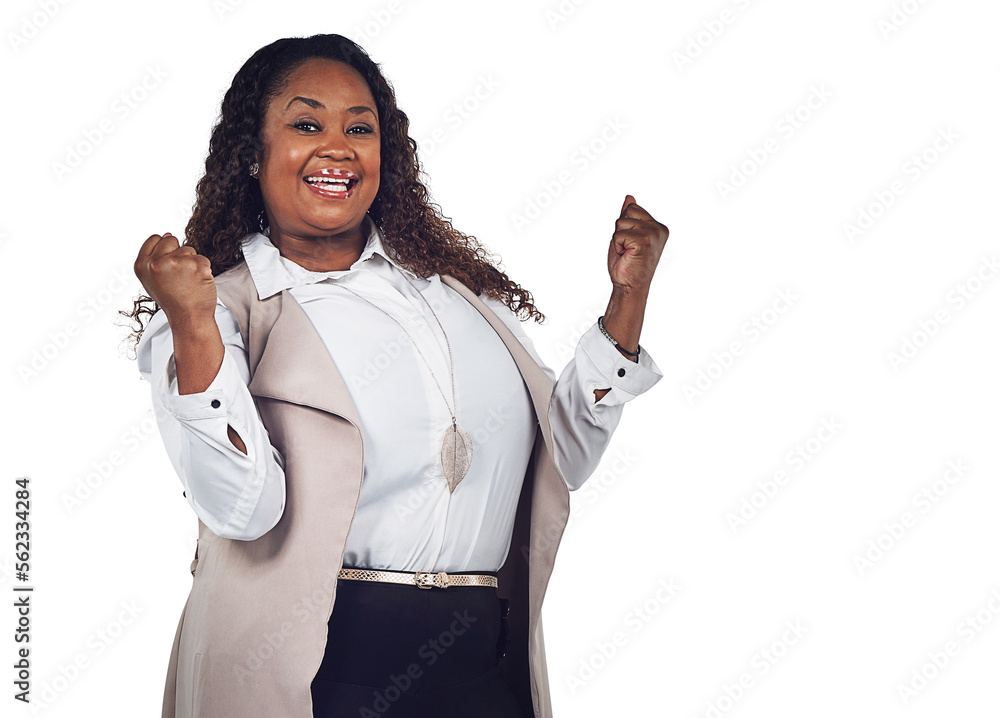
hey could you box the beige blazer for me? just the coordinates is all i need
[160,260,572,717]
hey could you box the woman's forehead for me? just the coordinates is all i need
[280,58,374,101]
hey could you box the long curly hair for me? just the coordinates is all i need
[121,33,544,351]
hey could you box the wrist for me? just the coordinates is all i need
[602,285,648,362]
[598,314,640,362]
[169,313,223,365]
[167,309,219,337]
[609,282,650,305]
[615,344,639,361]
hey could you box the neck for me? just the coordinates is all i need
[269,219,370,272]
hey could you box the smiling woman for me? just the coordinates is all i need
[122,32,667,718]
[255,59,381,271]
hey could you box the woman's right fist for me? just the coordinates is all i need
[134,233,218,322]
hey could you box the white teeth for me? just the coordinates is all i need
[306,177,351,184]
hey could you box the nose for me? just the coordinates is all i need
[316,133,355,160]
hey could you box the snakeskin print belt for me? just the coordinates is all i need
[337,567,499,590]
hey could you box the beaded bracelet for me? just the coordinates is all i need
[598,315,641,358]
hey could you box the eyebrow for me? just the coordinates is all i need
[284,96,376,118]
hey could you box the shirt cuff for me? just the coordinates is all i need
[155,350,254,457]
[578,321,663,416]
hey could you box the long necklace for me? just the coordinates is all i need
[328,274,473,493]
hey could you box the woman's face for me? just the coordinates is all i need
[257,57,381,247]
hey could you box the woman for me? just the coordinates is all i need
[126,33,667,718]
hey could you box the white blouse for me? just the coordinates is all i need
[136,221,663,573]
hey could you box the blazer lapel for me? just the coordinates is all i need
[246,288,363,428]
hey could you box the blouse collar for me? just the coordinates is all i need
[240,215,420,300]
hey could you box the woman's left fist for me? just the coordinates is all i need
[607,194,669,293]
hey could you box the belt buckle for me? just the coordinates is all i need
[414,571,435,589]
[414,571,449,589]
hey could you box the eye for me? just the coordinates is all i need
[291,121,374,134]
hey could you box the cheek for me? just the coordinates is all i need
[262,136,309,171]
[368,154,382,189]
[261,148,308,199]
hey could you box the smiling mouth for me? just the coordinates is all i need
[304,176,359,198]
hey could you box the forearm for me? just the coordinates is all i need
[170,313,248,454]
[594,284,649,401]
[171,313,224,393]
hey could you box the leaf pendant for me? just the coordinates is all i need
[441,423,474,493]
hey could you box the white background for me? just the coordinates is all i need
[3,0,999,716]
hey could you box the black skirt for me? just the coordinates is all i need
[310,567,528,718]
